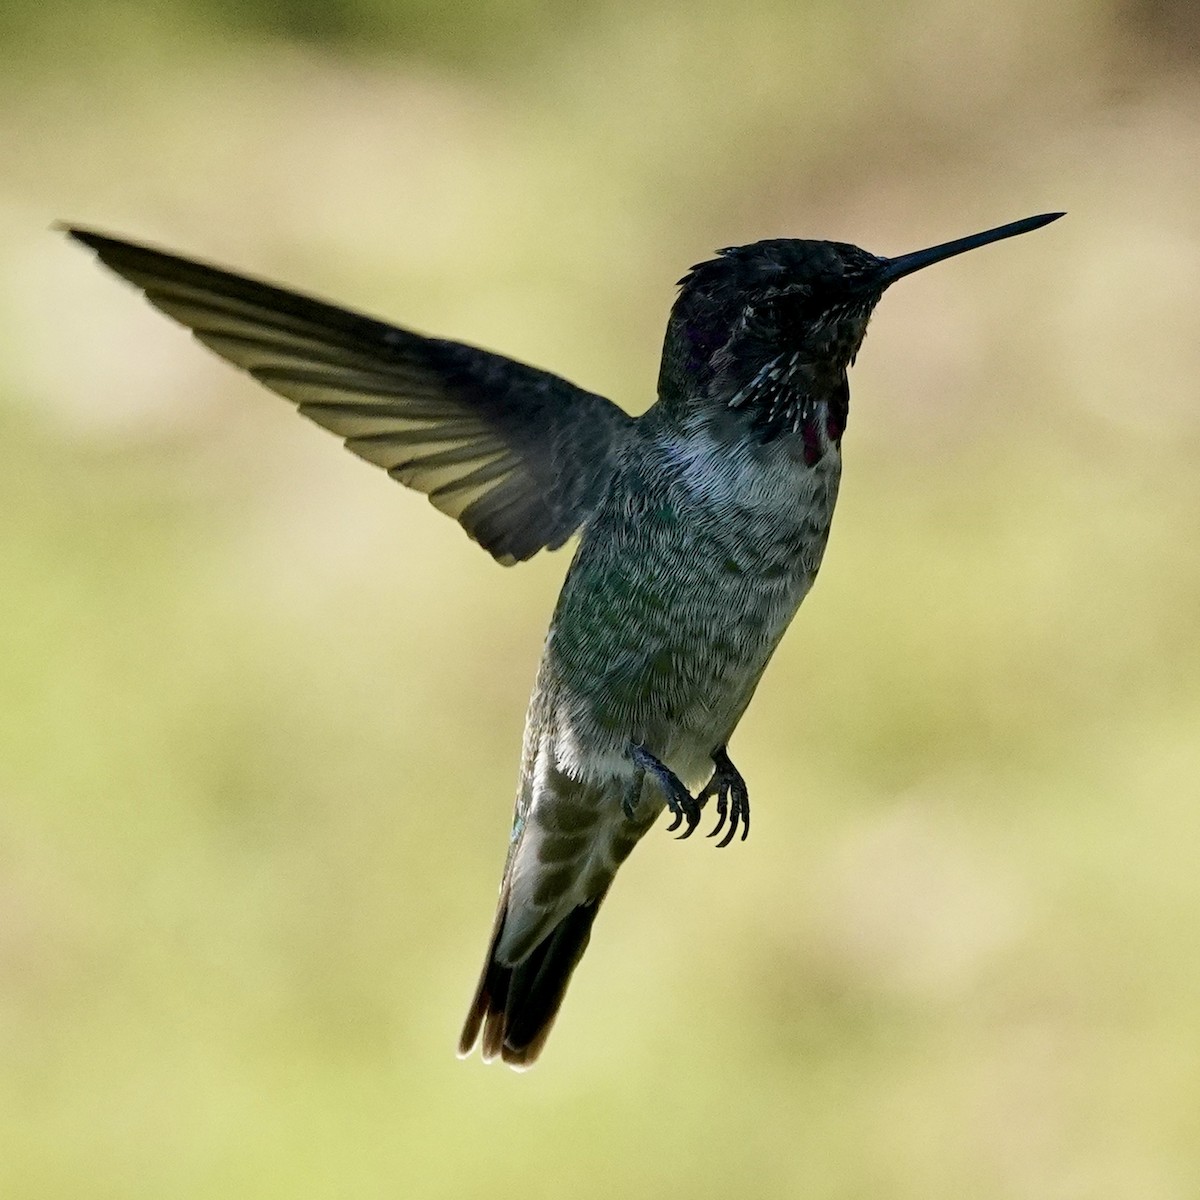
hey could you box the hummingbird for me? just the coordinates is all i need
[65,210,1062,1068]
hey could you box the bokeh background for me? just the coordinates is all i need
[4,1,1200,1196]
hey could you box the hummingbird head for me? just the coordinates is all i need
[657,213,1064,441]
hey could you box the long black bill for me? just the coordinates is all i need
[876,212,1065,288]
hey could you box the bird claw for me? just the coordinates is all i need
[664,790,702,838]
[628,742,749,843]
[698,745,750,848]
[629,743,702,838]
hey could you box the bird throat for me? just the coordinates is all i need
[728,353,849,463]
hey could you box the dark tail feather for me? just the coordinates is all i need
[458,889,607,1069]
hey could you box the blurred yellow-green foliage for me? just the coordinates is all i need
[4,0,1200,1195]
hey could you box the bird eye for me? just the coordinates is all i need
[755,287,817,340]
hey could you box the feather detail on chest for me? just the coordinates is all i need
[645,388,842,541]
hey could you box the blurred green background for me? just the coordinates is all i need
[4,0,1200,1195]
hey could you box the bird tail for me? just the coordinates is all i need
[457,883,608,1069]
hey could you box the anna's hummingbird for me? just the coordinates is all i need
[66,211,1062,1068]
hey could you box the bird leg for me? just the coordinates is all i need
[621,760,646,821]
[698,744,750,848]
[628,744,702,839]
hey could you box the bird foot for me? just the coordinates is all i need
[628,744,702,838]
[697,744,750,848]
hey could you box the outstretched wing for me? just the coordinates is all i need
[66,227,632,564]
